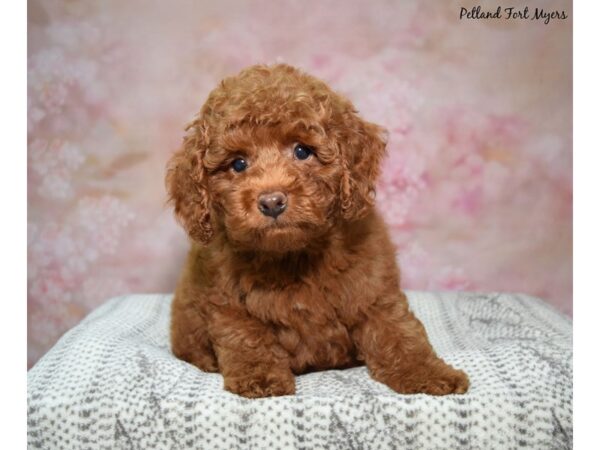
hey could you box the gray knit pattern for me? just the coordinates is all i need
[27,292,572,449]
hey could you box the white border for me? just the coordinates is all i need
[0,0,26,447]
[573,0,599,447]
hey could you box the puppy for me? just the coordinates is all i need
[166,64,468,398]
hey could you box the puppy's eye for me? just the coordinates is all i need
[293,144,312,161]
[231,158,248,173]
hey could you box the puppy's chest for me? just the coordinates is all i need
[244,285,356,372]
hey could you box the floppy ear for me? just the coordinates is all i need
[165,118,213,244]
[339,115,387,221]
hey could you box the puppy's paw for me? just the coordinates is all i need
[382,359,469,396]
[410,366,469,396]
[224,369,296,398]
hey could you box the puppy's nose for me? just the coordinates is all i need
[258,191,287,218]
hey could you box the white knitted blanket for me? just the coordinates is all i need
[27,292,572,449]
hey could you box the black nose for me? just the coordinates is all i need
[258,191,287,218]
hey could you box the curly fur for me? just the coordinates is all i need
[166,64,469,398]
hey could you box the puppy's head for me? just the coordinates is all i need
[166,64,386,253]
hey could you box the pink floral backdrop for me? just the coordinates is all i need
[27,0,572,367]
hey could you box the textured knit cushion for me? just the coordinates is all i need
[27,292,572,449]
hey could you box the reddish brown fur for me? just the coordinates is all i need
[166,64,469,398]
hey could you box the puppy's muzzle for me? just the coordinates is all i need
[258,191,287,219]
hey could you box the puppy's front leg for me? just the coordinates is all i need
[209,306,295,398]
[353,292,469,395]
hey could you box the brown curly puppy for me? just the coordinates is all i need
[166,64,469,398]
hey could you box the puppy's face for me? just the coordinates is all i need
[204,124,340,252]
[166,64,386,253]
